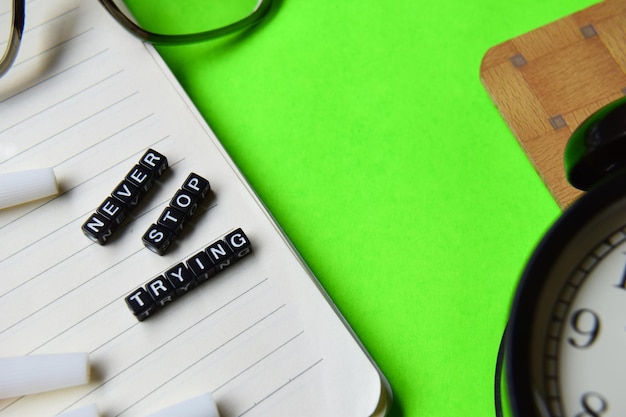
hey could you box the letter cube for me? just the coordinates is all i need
[165,262,197,294]
[169,190,199,220]
[146,276,177,307]
[97,196,128,225]
[224,228,252,259]
[157,206,186,236]
[187,251,215,282]
[126,164,154,195]
[142,223,176,255]
[111,180,141,209]
[206,240,234,272]
[182,173,211,201]
[81,212,116,245]
[139,148,169,178]
[125,287,158,321]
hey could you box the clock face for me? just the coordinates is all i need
[506,172,626,417]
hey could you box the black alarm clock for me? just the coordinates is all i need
[497,96,626,417]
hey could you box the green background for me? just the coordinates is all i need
[146,0,599,415]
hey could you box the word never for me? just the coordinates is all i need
[82,148,168,244]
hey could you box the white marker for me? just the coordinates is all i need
[0,353,90,399]
[145,393,220,417]
[0,168,59,209]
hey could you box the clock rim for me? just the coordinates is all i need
[505,169,626,417]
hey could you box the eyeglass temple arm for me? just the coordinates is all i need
[0,0,25,77]
[98,0,273,45]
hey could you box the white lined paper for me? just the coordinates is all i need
[0,1,388,416]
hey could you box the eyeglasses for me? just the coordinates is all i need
[0,0,273,78]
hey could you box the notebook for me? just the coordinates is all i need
[0,1,391,416]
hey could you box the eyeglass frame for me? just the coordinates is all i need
[0,0,273,78]
[0,0,25,77]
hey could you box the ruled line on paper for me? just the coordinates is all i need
[212,331,306,393]
[24,6,79,34]
[238,358,324,417]
[0,134,173,266]
[54,112,156,164]
[0,48,110,103]
[0,236,92,300]
[13,27,96,70]
[0,69,124,137]
[2,201,234,342]
[0,189,174,299]
[90,278,271,357]
[0,89,138,166]
[0,1,386,415]
[62,293,283,414]
[118,329,306,417]
[0,137,174,246]
[0,247,144,335]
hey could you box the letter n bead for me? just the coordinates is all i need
[81,212,115,244]
[206,240,234,272]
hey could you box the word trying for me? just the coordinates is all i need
[82,149,168,244]
[142,172,211,255]
[125,228,252,321]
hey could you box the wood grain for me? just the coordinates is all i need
[480,0,626,208]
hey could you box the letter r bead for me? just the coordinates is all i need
[139,148,168,178]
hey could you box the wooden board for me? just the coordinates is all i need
[480,0,626,208]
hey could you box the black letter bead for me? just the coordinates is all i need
[165,262,197,294]
[142,223,176,255]
[170,190,199,220]
[206,240,234,272]
[128,228,252,321]
[139,148,168,178]
[157,206,186,236]
[225,228,252,259]
[111,180,141,209]
[187,250,215,282]
[81,212,116,245]
[125,287,158,321]
[146,276,177,307]
[126,164,154,194]
[182,173,211,200]
[97,197,128,225]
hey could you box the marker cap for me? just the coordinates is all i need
[56,404,99,417]
[145,393,220,417]
[0,168,59,209]
[0,353,90,399]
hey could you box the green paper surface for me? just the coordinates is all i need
[129,0,599,415]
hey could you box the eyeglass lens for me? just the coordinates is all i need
[109,0,264,36]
